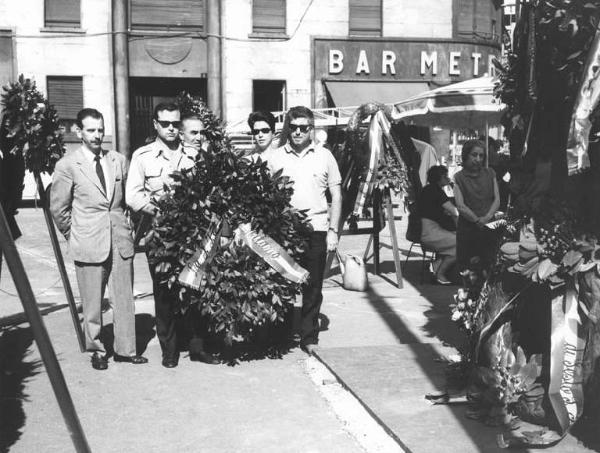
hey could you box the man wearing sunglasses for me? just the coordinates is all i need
[127,102,202,368]
[266,106,342,355]
[246,110,277,157]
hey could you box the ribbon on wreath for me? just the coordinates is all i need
[352,110,385,217]
[178,214,222,290]
[237,223,309,284]
[548,278,586,435]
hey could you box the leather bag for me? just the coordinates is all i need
[335,250,368,292]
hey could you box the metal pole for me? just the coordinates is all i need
[0,204,91,453]
[207,0,222,116]
[35,173,85,352]
[112,0,131,159]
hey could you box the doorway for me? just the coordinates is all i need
[252,80,286,113]
[129,77,207,150]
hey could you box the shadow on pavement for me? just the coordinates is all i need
[356,279,518,452]
[99,313,156,356]
[0,326,41,453]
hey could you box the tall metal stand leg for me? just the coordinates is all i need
[384,189,403,289]
[373,189,381,275]
[0,204,91,452]
[34,173,85,352]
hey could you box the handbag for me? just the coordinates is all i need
[335,249,368,292]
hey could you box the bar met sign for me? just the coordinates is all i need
[314,38,500,82]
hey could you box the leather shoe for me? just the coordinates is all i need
[189,350,219,365]
[91,352,108,370]
[113,354,148,364]
[162,357,179,368]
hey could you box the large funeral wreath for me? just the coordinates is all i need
[147,94,311,343]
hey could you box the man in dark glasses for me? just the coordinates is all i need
[126,102,196,368]
[265,106,342,355]
[247,110,276,157]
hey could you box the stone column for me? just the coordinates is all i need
[112,0,130,159]
[207,0,222,116]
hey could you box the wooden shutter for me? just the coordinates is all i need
[47,77,83,120]
[131,0,205,30]
[45,0,80,28]
[349,0,382,36]
[456,0,474,37]
[253,0,286,34]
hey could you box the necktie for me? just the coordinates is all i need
[94,154,106,193]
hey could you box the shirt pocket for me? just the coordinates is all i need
[144,165,164,192]
[312,164,328,188]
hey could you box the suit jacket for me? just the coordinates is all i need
[50,146,134,263]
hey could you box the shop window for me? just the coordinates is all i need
[45,0,81,28]
[349,0,382,37]
[253,80,286,113]
[130,0,205,31]
[253,0,286,34]
[47,76,83,139]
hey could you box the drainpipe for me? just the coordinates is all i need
[112,0,131,159]
[207,0,222,117]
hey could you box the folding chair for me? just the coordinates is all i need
[404,241,437,284]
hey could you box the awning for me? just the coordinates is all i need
[324,81,429,108]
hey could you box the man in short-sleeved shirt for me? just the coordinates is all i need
[265,106,342,354]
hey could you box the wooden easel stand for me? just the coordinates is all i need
[34,172,85,352]
[0,204,91,452]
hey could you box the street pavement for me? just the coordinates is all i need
[1,207,599,452]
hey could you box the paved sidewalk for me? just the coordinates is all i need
[1,208,599,452]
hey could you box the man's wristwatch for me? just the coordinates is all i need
[328,227,338,234]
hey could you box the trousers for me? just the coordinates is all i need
[299,231,327,346]
[75,243,136,356]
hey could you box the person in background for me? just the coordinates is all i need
[453,140,500,273]
[418,165,458,285]
[266,106,342,355]
[50,108,147,370]
[247,110,277,158]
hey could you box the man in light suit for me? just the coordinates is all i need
[50,108,147,370]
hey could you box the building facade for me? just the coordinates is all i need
[0,0,502,154]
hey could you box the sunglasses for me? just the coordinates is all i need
[289,124,311,133]
[156,120,181,129]
[252,128,272,135]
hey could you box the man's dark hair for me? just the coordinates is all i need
[426,165,449,185]
[247,111,276,132]
[76,108,104,129]
[461,139,486,164]
[153,102,180,120]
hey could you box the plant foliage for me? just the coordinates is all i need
[1,74,64,174]
[147,94,311,343]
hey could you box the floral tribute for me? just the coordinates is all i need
[445,2,600,447]
[1,74,64,174]
[147,94,311,344]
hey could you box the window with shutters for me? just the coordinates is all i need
[349,0,382,36]
[454,0,500,41]
[47,76,84,139]
[252,0,286,34]
[130,0,205,31]
[45,0,81,28]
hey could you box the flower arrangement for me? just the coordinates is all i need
[147,94,311,344]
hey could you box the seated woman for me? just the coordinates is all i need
[418,165,458,285]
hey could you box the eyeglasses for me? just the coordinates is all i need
[252,128,272,135]
[156,120,181,129]
[289,124,311,133]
